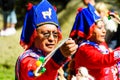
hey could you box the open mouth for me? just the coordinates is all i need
[46,44,55,48]
[101,35,105,38]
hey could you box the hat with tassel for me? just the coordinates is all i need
[20,0,62,49]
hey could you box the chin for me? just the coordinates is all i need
[101,39,105,42]
[98,40,105,44]
[45,48,54,53]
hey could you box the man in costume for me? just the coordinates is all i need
[15,0,78,80]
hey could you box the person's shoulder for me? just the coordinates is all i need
[18,49,39,61]
[78,43,96,51]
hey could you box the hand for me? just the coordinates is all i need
[109,12,120,24]
[113,47,120,60]
[58,67,66,80]
[60,38,78,57]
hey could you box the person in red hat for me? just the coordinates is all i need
[68,3,120,80]
[15,0,78,80]
[82,0,95,6]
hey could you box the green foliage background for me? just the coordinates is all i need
[0,0,120,80]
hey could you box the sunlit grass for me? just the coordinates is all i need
[0,65,15,80]
[0,28,23,79]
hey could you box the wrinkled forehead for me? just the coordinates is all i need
[94,19,105,29]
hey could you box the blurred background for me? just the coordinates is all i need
[0,0,120,80]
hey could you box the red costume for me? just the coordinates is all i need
[15,0,69,80]
[74,41,119,80]
[15,47,69,80]
[69,3,120,80]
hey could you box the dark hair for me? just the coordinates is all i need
[1,0,15,11]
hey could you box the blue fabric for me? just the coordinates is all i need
[52,49,67,66]
[34,0,60,28]
[70,4,100,39]
[78,40,99,49]
[20,6,35,44]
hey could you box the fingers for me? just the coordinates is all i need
[60,38,78,57]
[70,44,78,55]
[66,42,78,55]
[109,12,120,24]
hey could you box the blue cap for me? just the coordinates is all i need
[34,0,60,28]
[70,4,100,40]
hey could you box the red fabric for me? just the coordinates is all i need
[20,29,38,50]
[70,23,96,40]
[74,43,118,80]
[77,7,83,12]
[19,57,61,80]
[27,2,33,11]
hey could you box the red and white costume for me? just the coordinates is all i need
[74,40,120,80]
[15,47,70,80]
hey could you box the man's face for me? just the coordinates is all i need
[83,0,95,6]
[83,0,90,5]
[35,24,59,53]
[90,20,106,43]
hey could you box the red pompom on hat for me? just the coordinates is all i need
[26,2,33,11]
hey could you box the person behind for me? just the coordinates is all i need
[15,0,78,80]
[77,0,95,14]
[71,67,94,80]
[95,2,119,50]
[69,3,120,80]
[82,0,95,6]
[57,67,67,80]
[0,0,17,36]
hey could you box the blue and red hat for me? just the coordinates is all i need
[20,0,62,49]
[70,4,100,40]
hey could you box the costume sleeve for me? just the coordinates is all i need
[19,50,70,80]
[52,49,70,66]
[75,45,120,69]
[20,57,37,79]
